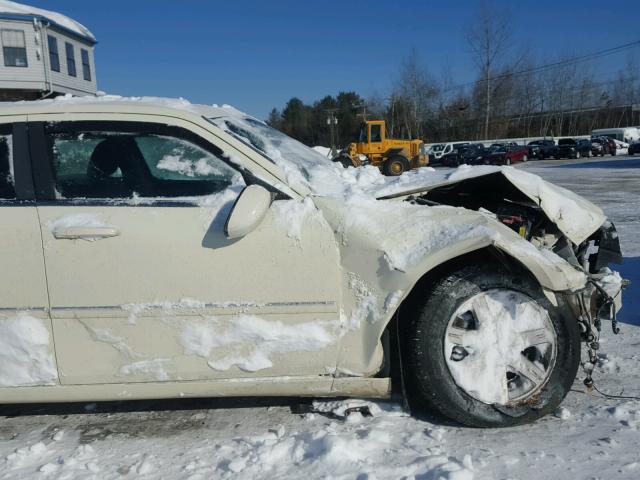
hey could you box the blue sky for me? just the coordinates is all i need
[33,0,640,119]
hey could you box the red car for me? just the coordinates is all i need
[484,143,529,165]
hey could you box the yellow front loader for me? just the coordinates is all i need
[333,120,429,176]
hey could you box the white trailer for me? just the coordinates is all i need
[591,127,640,143]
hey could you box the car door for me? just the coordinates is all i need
[0,119,57,390]
[29,116,342,386]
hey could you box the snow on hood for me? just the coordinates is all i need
[0,0,95,42]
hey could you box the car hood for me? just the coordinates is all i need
[371,166,606,245]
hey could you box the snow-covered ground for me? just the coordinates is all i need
[0,156,638,480]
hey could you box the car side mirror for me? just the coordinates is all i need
[224,185,272,239]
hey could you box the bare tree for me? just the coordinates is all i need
[390,49,440,139]
[467,1,511,139]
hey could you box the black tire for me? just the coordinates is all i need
[504,157,511,165]
[403,262,581,428]
[333,155,354,169]
[382,156,410,176]
[575,151,581,159]
[522,155,528,162]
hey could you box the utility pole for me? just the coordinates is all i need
[325,110,339,157]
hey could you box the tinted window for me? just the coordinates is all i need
[46,123,243,200]
[0,129,14,199]
[1,29,27,67]
[48,35,59,72]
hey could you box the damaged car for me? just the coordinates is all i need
[0,97,624,428]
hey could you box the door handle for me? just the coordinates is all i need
[52,226,120,240]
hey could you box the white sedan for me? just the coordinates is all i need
[0,96,624,427]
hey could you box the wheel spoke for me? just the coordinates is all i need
[511,354,547,388]
[519,327,554,347]
[471,293,495,326]
[446,326,475,346]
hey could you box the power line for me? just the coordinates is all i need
[443,39,640,93]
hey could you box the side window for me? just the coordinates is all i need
[81,49,91,81]
[370,124,382,142]
[0,126,14,199]
[1,29,28,67]
[46,123,244,201]
[48,35,60,72]
[65,42,76,77]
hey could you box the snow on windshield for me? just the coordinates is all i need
[208,116,348,194]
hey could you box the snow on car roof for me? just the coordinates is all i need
[0,0,95,43]
[0,94,246,118]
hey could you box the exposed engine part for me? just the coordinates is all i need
[576,275,628,389]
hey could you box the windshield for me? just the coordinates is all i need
[558,139,575,145]
[430,144,445,152]
[209,115,349,195]
[489,144,506,152]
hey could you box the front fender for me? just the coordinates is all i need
[314,196,587,375]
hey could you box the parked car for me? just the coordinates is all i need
[600,136,617,156]
[575,139,600,157]
[591,137,612,156]
[428,142,456,161]
[0,97,623,428]
[484,142,529,165]
[442,143,485,167]
[614,139,629,154]
[586,139,605,157]
[527,139,557,160]
[555,138,591,159]
[430,143,468,166]
[629,141,640,155]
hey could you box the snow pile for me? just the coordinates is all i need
[311,146,332,158]
[0,313,57,387]
[0,400,476,479]
[180,315,338,372]
[0,0,95,41]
